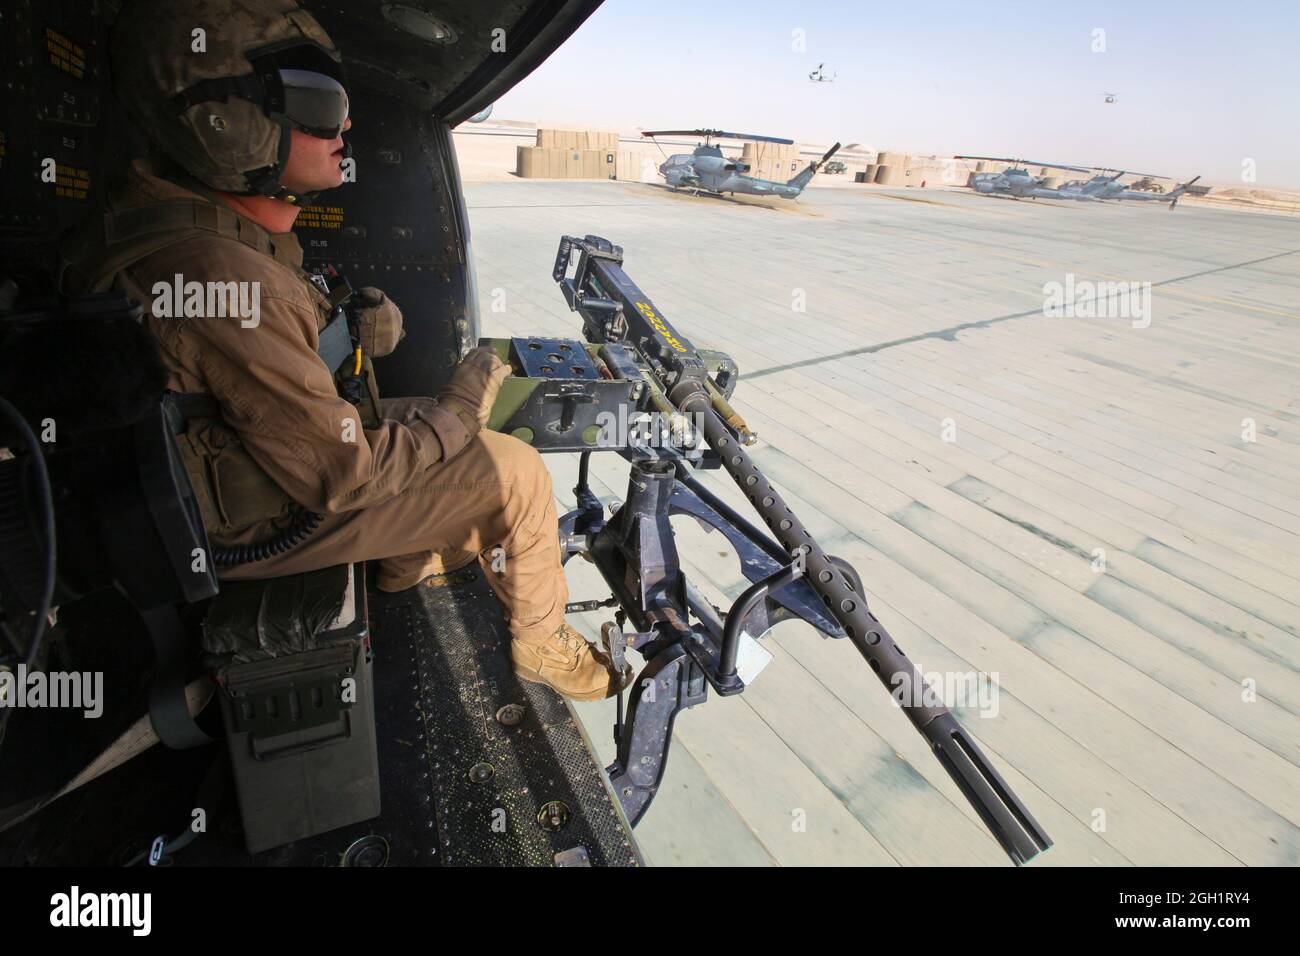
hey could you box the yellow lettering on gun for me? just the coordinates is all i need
[635,301,688,353]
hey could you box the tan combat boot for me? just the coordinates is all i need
[512,622,632,701]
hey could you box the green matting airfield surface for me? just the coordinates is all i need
[465,179,1300,866]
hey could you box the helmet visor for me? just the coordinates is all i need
[273,69,349,139]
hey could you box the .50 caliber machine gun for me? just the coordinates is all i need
[484,235,1053,864]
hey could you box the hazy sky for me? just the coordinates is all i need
[492,0,1300,188]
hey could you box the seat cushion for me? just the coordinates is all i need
[201,563,366,670]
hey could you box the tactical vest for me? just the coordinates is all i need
[60,198,383,541]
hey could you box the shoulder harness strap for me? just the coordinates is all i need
[60,199,277,295]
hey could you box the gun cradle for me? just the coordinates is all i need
[481,335,637,454]
[481,335,737,456]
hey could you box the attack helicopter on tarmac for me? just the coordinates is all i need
[959,156,1201,208]
[1115,175,1202,207]
[643,129,841,200]
[1023,166,1203,207]
[1056,169,1133,201]
[956,155,1094,200]
[1057,169,1202,205]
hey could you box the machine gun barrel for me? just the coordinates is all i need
[676,393,1051,864]
[554,235,1051,864]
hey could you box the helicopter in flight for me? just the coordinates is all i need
[809,63,837,83]
[955,155,1093,199]
[643,129,841,200]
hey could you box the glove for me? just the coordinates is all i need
[437,346,512,434]
[351,286,405,357]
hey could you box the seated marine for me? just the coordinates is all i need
[60,0,630,700]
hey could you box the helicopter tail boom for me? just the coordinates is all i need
[1168,175,1202,208]
[785,142,842,192]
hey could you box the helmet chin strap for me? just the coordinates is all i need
[244,128,350,207]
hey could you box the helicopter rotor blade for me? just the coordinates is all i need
[713,131,796,144]
[1169,176,1201,208]
[641,130,722,138]
[1087,167,1169,179]
[955,155,1091,174]
[1017,160,1094,173]
[641,130,795,145]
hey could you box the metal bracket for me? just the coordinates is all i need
[600,621,628,676]
[667,480,844,639]
[606,642,706,826]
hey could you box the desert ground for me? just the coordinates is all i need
[453,121,1300,214]
[459,130,1300,866]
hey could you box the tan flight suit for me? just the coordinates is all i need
[62,159,567,644]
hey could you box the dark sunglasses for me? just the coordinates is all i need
[264,69,349,140]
